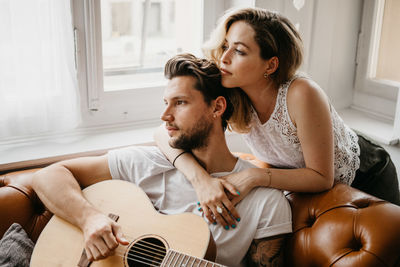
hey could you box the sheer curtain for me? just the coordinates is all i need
[0,0,80,140]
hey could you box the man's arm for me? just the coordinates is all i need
[245,235,287,267]
[32,155,128,261]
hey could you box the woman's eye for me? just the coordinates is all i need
[235,49,245,55]
[221,44,228,51]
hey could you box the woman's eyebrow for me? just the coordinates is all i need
[224,39,250,49]
[233,41,250,49]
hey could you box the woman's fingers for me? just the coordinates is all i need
[199,202,215,224]
[210,205,229,229]
[220,179,240,197]
[221,198,241,224]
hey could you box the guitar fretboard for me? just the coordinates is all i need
[160,250,226,267]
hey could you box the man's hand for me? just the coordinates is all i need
[81,212,129,261]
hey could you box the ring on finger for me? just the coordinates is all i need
[216,206,223,214]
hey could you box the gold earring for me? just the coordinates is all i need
[213,114,217,118]
[263,73,268,79]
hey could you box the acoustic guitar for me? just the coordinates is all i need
[31,180,226,267]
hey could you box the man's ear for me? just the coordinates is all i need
[265,56,279,75]
[213,96,227,117]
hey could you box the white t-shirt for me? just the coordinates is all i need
[108,146,292,266]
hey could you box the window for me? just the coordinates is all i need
[72,0,206,127]
[354,0,399,120]
[101,0,200,92]
[353,0,400,142]
[375,0,400,83]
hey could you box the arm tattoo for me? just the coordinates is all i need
[245,235,286,267]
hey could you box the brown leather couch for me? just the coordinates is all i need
[1,154,400,266]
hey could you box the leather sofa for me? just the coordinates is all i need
[1,153,400,266]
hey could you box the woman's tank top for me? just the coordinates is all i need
[242,77,360,184]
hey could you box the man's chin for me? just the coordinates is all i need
[168,139,178,149]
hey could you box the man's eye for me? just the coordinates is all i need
[176,100,185,105]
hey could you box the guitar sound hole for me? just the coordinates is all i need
[126,237,167,266]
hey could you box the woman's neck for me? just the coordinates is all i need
[242,80,279,124]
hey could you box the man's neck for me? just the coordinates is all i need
[191,131,237,174]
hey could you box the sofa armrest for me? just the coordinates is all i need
[0,169,52,242]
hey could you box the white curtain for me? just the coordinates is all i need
[0,0,80,139]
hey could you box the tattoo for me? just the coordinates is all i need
[245,235,286,267]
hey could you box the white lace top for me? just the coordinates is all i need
[242,77,361,184]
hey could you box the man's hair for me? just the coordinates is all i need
[164,53,233,131]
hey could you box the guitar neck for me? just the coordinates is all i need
[161,250,226,267]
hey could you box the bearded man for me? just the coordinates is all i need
[32,54,292,267]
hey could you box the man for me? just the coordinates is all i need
[32,54,292,266]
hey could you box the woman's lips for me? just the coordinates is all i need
[220,68,232,75]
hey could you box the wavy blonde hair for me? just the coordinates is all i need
[203,7,303,133]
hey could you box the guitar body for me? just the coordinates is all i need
[31,180,214,267]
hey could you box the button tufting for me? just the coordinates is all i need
[352,198,371,209]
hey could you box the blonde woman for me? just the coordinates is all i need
[155,7,400,227]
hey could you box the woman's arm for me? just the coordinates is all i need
[286,78,334,190]
[224,78,334,203]
[154,125,240,228]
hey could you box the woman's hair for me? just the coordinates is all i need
[164,53,233,132]
[203,7,304,132]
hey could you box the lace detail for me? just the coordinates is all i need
[242,77,360,184]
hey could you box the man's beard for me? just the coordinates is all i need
[169,117,213,151]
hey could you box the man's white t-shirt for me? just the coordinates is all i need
[108,146,292,266]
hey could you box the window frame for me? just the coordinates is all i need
[71,0,222,128]
[353,0,399,121]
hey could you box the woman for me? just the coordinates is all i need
[155,7,400,227]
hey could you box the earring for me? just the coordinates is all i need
[263,72,268,79]
[213,114,217,118]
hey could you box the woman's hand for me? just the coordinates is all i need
[221,168,261,206]
[193,174,241,229]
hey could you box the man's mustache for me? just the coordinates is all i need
[166,123,179,129]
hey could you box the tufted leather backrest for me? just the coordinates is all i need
[285,184,400,267]
[235,153,400,267]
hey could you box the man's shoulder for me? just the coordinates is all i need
[109,145,171,165]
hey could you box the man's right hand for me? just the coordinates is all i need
[81,212,129,261]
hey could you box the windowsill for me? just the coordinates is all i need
[338,107,399,145]
[0,124,159,173]
[0,121,248,174]
[3,107,396,174]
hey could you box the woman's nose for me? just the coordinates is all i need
[221,49,231,65]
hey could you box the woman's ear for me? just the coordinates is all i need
[213,96,227,118]
[265,56,279,75]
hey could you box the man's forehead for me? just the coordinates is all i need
[164,76,200,99]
